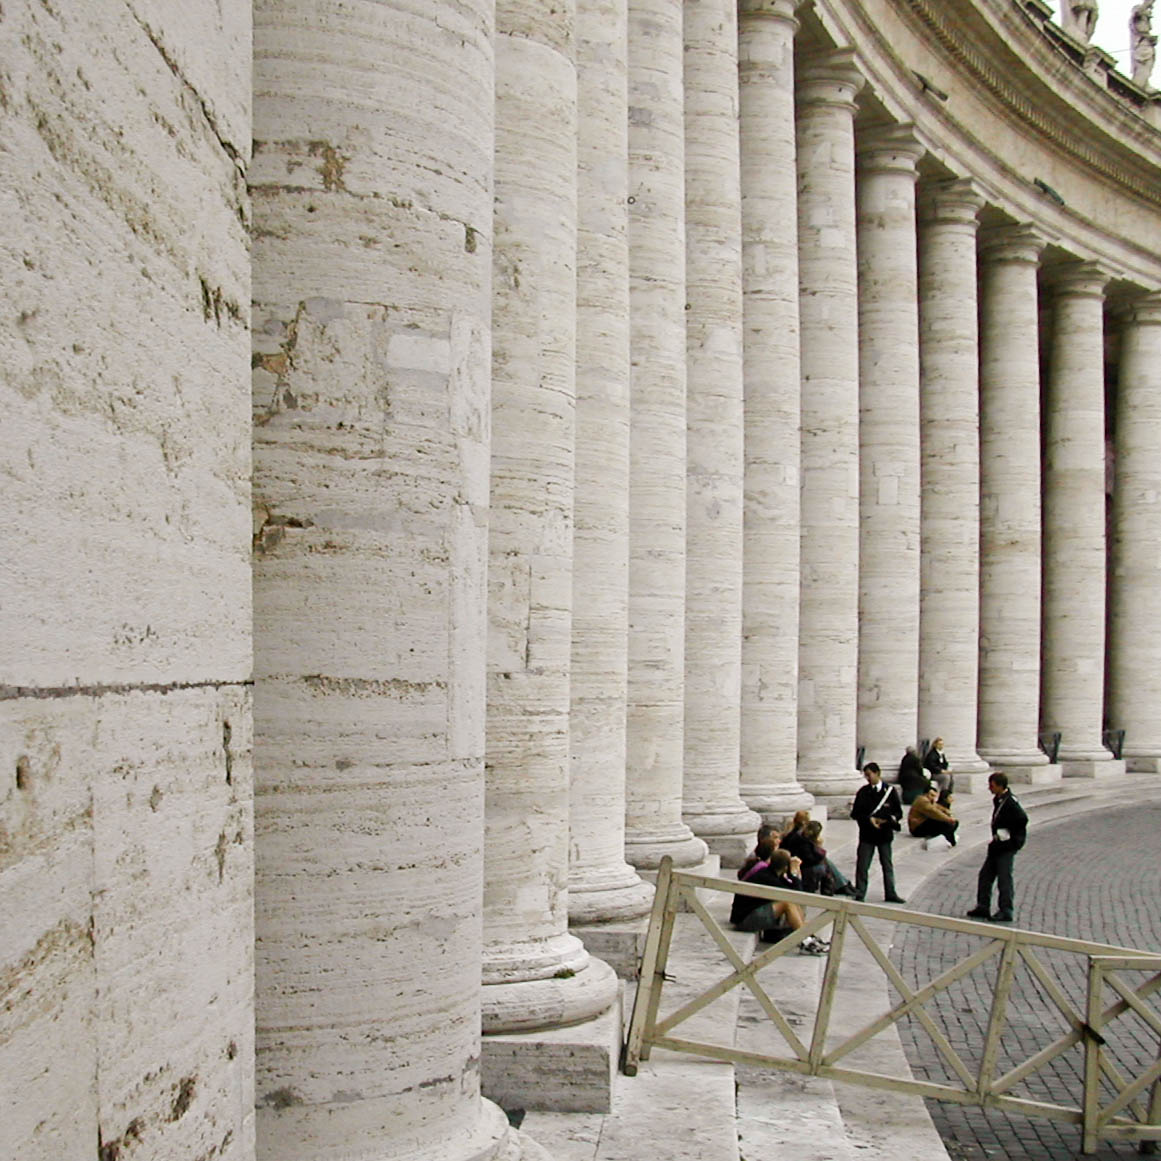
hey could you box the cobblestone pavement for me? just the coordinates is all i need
[892,800,1161,1160]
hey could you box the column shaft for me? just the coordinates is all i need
[682,0,761,863]
[483,0,617,1036]
[977,226,1051,771]
[917,181,989,774]
[795,51,864,799]
[1109,294,1161,771]
[855,127,924,769]
[1041,264,1115,771]
[568,0,653,923]
[738,0,812,818]
[251,4,518,1158]
[624,0,707,869]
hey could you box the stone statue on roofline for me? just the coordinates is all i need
[1131,0,1158,87]
[1065,0,1098,43]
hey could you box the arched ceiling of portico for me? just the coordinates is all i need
[794,0,1161,293]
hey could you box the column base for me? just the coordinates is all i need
[568,864,654,925]
[1005,762,1063,786]
[1124,751,1161,773]
[1061,757,1126,779]
[944,751,992,774]
[740,780,815,820]
[481,937,619,1034]
[624,824,708,871]
[480,965,621,1114]
[684,800,763,869]
[949,768,995,795]
[570,915,648,979]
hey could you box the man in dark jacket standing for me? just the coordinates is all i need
[966,772,1028,923]
[851,762,906,903]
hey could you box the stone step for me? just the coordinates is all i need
[520,900,753,1161]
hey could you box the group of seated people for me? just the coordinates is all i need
[729,811,855,954]
[730,787,961,949]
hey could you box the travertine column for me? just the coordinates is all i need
[624,0,708,869]
[4,7,252,1158]
[1041,263,1118,776]
[568,0,654,922]
[977,225,1055,777]
[482,0,617,1037]
[252,5,530,1158]
[917,180,989,774]
[738,0,813,818]
[856,126,924,767]
[1109,293,1161,772]
[796,51,865,797]
[682,0,762,864]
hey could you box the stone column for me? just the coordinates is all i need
[737,0,813,819]
[481,0,618,1064]
[251,5,537,1158]
[4,7,251,1158]
[795,50,865,799]
[977,225,1058,782]
[1041,263,1120,777]
[682,0,762,865]
[916,180,990,777]
[624,0,708,870]
[568,0,654,923]
[855,125,924,769]
[1109,293,1161,772]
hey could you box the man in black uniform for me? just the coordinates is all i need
[850,762,906,903]
[966,771,1028,923]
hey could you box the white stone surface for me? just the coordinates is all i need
[855,126,924,768]
[796,51,865,796]
[1,4,253,1159]
[682,0,762,861]
[916,180,989,775]
[977,225,1051,769]
[484,0,614,1041]
[569,0,654,925]
[250,4,517,1158]
[1041,263,1115,767]
[624,0,707,870]
[1109,293,1161,769]
[738,0,814,819]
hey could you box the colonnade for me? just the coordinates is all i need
[247,2,1161,1158]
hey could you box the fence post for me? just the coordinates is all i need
[622,856,675,1075]
[1083,958,1104,1154]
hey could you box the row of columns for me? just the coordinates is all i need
[248,2,1161,1158]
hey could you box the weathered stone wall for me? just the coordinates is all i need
[1,3,253,1160]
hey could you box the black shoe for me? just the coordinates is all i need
[966,907,990,919]
[884,895,907,904]
[989,912,1013,923]
[837,883,857,897]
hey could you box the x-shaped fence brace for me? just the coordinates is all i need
[622,857,1161,1155]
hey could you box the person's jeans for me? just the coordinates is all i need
[976,844,1016,916]
[855,838,897,899]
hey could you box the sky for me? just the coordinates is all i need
[1074,0,1144,71]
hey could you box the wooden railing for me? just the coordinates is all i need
[622,858,1161,1156]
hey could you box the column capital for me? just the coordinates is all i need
[1045,260,1108,299]
[919,177,986,226]
[796,48,865,110]
[739,0,804,25]
[979,222,1046,266]
[1123,291,1161,327]
[856,122,925,175]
